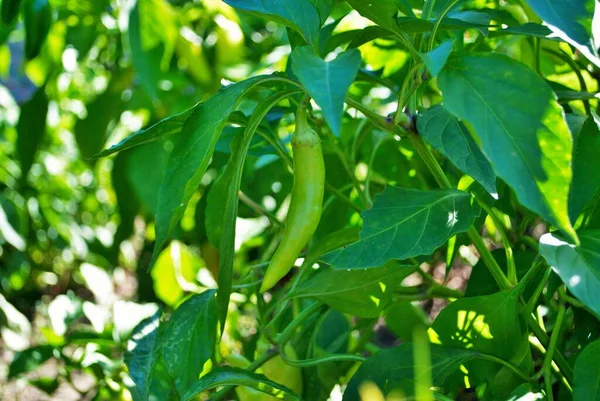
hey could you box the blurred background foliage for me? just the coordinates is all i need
[0,0,597,399]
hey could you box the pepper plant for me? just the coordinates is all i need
[2,0,600,400]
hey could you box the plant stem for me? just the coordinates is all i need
[407,132,512,289]
[238,190,283,228]
[478,201,517,285]
[427,0,460,51]
[542,302,567,401]
[274,301,324,345]
[394,62,424,124]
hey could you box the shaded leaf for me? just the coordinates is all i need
[162,290,218,397]
[568,115,600,221]
[438,53,577,243]
[290,46,361,136]
[417,105,496,195]
[343,343,477,401]
[539,230,600,317]
[125,310,162,401]
[322,186,480,269]
[8,345,54,378]
[573,338,600,401]
[291,262,416,318]
[16,85,48,178]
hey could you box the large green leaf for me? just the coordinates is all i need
[343,343,477,401]
[523,0,599,68]
[183,367,301,401]
[95,105,196,158]
[207,90,300,331]
[290,46,361,136]
[161,290,218,397]
[417,105,496,195]
[568,115,600,221]
[16,86,48,179]
[290,263,416,318]
[431,288,531,396]
[438,53,577,243]
[322,186,480,269]
[124,310,162,401]
[224,0,320,48]
[539,230,600,317]
[432,289,526,360]
[573,338,600,401]
[151,75,286,267]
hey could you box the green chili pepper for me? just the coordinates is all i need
[23,0,51,60]
[260,103,325,293]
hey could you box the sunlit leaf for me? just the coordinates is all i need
[539,230,600,317]
[438,53,577,243]
[417,105,496,195]
[322,186,480,269]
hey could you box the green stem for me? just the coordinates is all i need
[475,353,533,383]
[479,202,517,284]
[427,0,460,52]
[407,131,512,290]
[542,302,567,401]
[524,262,551,316]
[238,191,283,228]
[274,302,324,345]
[279,346,366,367]
[394,62,424,124]
[528,316,573,385]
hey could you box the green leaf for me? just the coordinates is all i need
[417,105,496,195]
[183,367,301,401]
[419,40,454,77]
[385,301,430,342]
[16,85,48,179]
[431,288,531,395]
[208,90,300,331]
[438,53,577,243]
[224,0,321,48]
[161,290,218,397]
[523,0,599,68]
[432,289,526,360]
[151,241,207,307]
[573,338,600,401]
[290,46,361,136]
[343,343,477,401]
[8,345,54,378]
[291,262,416,318]
[322,186,480,269]
[539,230,600,317]
[125,310,162,401]
[151,75,286,267]
[95,105,196,158]
[568,115,600,221]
